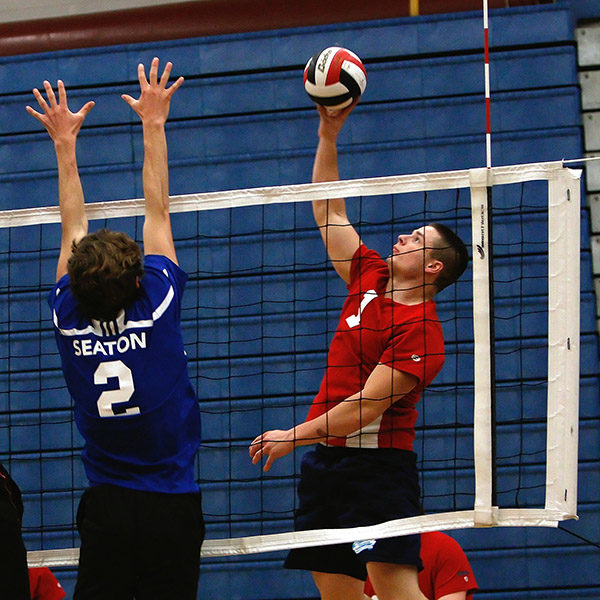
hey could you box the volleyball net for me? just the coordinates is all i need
[0,161,580,567]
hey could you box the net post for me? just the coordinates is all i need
[545,167,581,520]
[475,1,497,525]
[469,167,498,526]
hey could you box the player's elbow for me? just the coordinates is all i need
[359,395,395,422]
[312,203,348,227]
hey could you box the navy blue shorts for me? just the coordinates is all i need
[75,485,205,600]
[284,444,423,579]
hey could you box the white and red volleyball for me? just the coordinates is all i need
[303,46,367,110]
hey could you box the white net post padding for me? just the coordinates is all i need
[469,167,497,527]
[546,169,581,519]
[8,160,579,566]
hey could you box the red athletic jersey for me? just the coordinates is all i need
[364,531,478,599]
[28,567,66,600]
[305,245,445,450]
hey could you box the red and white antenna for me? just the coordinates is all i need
[483,0,492,168]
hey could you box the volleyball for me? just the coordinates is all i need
[303,46,367,111]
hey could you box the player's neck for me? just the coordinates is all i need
[384,276,436,305]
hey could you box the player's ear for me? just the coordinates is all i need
[426,260,443,275]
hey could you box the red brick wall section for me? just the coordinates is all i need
[0,0,553,57]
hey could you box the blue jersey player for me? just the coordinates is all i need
[27,58,204,600]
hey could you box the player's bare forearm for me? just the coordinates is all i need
[141,121,177,262]
[56,146,87,235]
[123,57,182,261]
[250,366,416,472]
[26,79,94,279]
[312,104,351,219]
[312,123,344,223]
[142,123,170,218]
[311,104,362,281]
[299,394,389,444]
[304,364,417,443]
[249,397,385,472]
[54,132,89,279]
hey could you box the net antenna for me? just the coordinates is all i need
[483,0,492,170]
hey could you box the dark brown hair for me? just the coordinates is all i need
[67,228,143,321]
[428,222,469,292]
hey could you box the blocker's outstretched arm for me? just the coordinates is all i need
[122,57,183,263]
[26,80,94,281]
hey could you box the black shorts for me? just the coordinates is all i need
[0,463,30,600]
[285,444,422,580]
[74,484,205,600]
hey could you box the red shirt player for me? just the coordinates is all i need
[250,101,468,600]
[28,568,66,600]
[364,531,478,600]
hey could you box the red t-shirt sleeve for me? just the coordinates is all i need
[28,567,67,600]
[427,533,478,599]
[379,316,444,386]
[348,244,388,286]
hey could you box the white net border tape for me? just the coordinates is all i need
[0,160,573,228]
[28,508,566,566]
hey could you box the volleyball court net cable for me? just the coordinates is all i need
[0,161,580,567]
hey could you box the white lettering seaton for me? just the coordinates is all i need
[73,332,147,356]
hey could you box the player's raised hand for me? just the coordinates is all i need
[26,80,94,144]
[316,98,358,142]
[121,56,184,125]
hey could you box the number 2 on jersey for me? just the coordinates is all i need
[95,360,141,417]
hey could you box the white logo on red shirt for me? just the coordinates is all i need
[346,289,378,328]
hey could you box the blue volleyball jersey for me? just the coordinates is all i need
[49,255,201,494]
